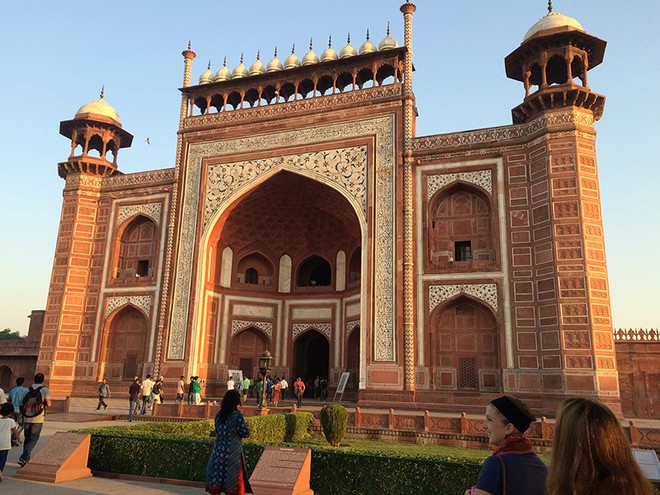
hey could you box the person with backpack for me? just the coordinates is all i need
[18,372,51,468]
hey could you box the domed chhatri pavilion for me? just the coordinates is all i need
[37,2,617,414]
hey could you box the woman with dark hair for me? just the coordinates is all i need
[206,389,253,495]
[465,395,547,495]
[547,398,656,495]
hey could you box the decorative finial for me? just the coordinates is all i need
[207,60,211,70]
[240,52,244,63]
[387,21,390,36]
[328,35,332,48]
[291,43,296,54]
[188,40,191,50]
[100,85,104,99]
[548,0,553,13]
[347,33,351,44]
[366,29,370,40]
[309,38,313,51]
[274,47,278,58]
[223,56,227,67]
[257,50,261,60]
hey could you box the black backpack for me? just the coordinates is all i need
[21,386,45,418]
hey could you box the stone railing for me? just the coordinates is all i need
[614,328,659,342]
[150,403,659,452]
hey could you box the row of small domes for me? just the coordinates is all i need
[199,27,398,84]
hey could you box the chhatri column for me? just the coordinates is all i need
[153,43,196,377]
[400,0,416,392]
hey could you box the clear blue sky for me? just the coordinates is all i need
[1,1,658,335]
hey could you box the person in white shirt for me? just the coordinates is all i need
[176,376,185,404]
[226,376,235,392]
[0,388,6,404]
[279,377,288,399]
[140,375,155,414]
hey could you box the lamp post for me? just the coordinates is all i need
[257,350,272,415]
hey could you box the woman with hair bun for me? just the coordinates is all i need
[465,395,547,495]
[547,397,656,495]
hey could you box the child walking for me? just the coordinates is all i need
[0,402,22,482]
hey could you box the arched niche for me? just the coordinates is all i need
[428,183,495,267]
[297,255,331,287]
[235,251,275,288]
[293,329,329,387]
[101,305,149,380]
[114,214,158,281]
[229,327,270,379]
[429,296,499,392]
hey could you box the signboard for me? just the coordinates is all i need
[333,372,351,402]
[632,449,660,482]
[249,446,313,495]
[228,369,244,388]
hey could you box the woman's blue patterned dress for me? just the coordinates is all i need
[206,409,252,494]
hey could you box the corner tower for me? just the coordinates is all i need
[504,4,619,410]
[38,93,133,396]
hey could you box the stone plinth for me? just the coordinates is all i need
[249,446,313,495]
[14,432,93,483]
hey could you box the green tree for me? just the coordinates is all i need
[0,328,25,340]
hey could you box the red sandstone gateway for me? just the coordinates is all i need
[12,2,651,420]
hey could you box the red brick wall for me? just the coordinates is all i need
[614,329,659,418]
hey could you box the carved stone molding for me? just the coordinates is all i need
[183,84,402,130]
[413,110,595,152]
[428,284,498,315]
[168,115,396,361]
[292,323,332,342]
[231,320,273,338]
[204,147,367,230]
[117,202,162,226]
[105,295,152,319]
[103,169,175,188]
[427,170,492,199]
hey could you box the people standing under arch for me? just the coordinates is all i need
[128,377,140,421]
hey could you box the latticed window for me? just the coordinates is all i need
[458,357,478,389]
[245,267,258,284]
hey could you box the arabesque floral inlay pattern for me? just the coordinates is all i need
[167,115,396,362]
[428,284,498,315]
[105,295,152,319]
[427,170,492,199]
[204,147,367,230]
[292,323,332,342]
[117,202,162,226]
[231,320,273,338]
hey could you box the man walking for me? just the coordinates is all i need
[140,374,154,414]
[18,373,51,467]
[128,377,140,421]
[96,377,110,410]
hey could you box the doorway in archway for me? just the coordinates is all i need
[346,327,360,391]
[294,330,329,395]
[230,328,269,380]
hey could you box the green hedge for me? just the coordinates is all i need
[85,433,481,494]
[81,413,484,494]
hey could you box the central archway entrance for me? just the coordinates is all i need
[294,329,329,388]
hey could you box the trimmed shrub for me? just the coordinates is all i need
[320,403,348,447]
